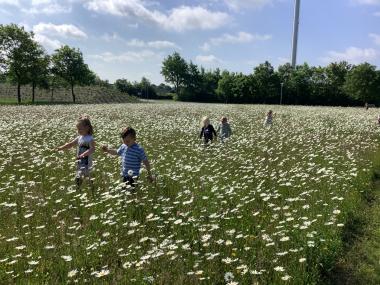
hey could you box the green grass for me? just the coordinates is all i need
[0,102,379,284]
[324,150,380,285]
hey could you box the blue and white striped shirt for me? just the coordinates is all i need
[117,143,147,178]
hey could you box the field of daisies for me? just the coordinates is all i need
[0,102,379,284]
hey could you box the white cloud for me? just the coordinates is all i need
[200,43,211,52]
[34,34,62,50]
[369,33,380,45]
[33,23,88,39]
[21,0,72,14]
[148,40,180,49]
[31,23,87,50]
[126,39,146,47]
[224,0,273,11]
[195,54,222,64]
[201,32,272,51]
[101,32,124,42]
[163,6,230,31]
[320,47,378,64]
[89,50,159,62]
[127,39,180,49]
[84,0,230,31]
[374,11,380,16]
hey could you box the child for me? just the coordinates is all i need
[199,116,217,145]
[216,116,232,142]
[102,127,153,190]
[264,110,275,127]
[56,115,95,187]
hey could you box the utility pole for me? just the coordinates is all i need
[280,82,284,105]
[291,0,301,68]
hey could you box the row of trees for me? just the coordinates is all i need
[2,24,379,106]
[0,24,95,103]
[161,52,380,106]
[114,77,174,99]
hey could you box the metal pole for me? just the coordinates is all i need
[291,0,301,68]
[280,82,284,105]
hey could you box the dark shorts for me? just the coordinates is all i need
[203,136,213,144]
[123,176,139,190]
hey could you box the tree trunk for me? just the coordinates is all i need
[71,83,76,103]
[51,87,54,102]
[32,82,36,104]
[17,83,21,104]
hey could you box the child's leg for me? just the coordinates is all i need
[122,176,138,193]
[76,165,85,188]
[75,175,83,187]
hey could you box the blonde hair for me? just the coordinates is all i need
[77,114,93,135]
[201,116,210,127]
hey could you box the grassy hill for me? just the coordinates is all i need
[0,84,139,104]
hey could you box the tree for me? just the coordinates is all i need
[217,71,234,103]
[344,63,380,104]
[138,77,157,99]
[27,42,50,103]
[309,66,329,105]
[0,24,36,103]
[0,71,6,83]
[288,63,313,105]
[325,61,352,105]
[115,78,139,96]
[253,61,280,103]
[277,63,294,104]
[181,61,202,101]
[94,76,111,88]
[51,45,94,103]
[199,68,221,102]
[47,73,66,102]
[161,52,188,98]
[152,83,174,96]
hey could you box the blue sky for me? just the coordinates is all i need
[0,0,379,84]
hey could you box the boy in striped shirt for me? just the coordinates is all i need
[102,127,153,190]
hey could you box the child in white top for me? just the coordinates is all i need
[216,116,232,142]
[56,115,95,187]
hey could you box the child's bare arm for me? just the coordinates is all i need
[78,141,96,158]
[57,138,77,151]
[102,145,118,156]
[143,159,154,182]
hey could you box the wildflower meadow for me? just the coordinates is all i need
[0,102,379,284]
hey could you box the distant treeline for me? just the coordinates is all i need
[1,24,379,106]
[161,53,380,106]
[114,78,174,100]
[0,23,170,104]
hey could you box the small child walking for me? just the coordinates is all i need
[199,116,217,145]
[216,116,232,142]
[264,110,275,127]
[102,127,153,191]
[56,115,95,187]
